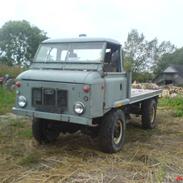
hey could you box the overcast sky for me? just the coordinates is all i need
[0,0,183,47]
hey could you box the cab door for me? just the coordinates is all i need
[103,43,127,110]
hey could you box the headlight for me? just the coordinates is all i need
[74,102,85,115]
[18,96,27,108]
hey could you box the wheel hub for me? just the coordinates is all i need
[113,120,123,145]
[150,105,155,124]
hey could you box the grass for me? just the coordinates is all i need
[0,109,182,183]
[0,87,182,182]
[159,96,183,117]
[17,128,32,138]
[19,152,41,166]
[0,65,21,114]
[0,87,16,114]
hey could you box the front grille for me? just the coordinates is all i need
[44,88,56,106]
[32,88,67,113]
[57,90,67,110]
[32,88,42,106]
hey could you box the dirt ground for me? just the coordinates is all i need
[0,108,182,183]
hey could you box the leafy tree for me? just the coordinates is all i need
[123,29,176,81]
[0,20,47,66]
[124,29,148,72]
[157,41,176,57]
[123,56,133,72]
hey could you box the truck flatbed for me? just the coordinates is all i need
[130,89,162,104]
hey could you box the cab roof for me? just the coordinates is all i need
[42,37,121,45]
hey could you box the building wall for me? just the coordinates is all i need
[175,75,183,85]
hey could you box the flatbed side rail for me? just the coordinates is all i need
[129,89,162,104]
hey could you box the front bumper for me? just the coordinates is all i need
[12,107,92,126]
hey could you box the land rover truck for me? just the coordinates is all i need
[13,38,161,153]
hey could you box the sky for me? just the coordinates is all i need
[0,0,183,48]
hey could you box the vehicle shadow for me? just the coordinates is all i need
[38,116,159,154]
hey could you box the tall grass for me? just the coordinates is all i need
[0,87,16,114]
[0,64,23,78]
[159,96,183,117]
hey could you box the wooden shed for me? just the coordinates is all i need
[154,65,183,85]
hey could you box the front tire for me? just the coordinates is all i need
[32,118,60,144]
[141,99,157,129]
[99,110,126,153]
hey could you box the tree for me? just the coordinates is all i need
[124,30,163,73]
[123,29,176,75]
[0,20,47,66]
[124,29,148,72]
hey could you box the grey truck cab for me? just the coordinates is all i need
[13,37,161,153]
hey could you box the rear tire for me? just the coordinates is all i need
[99,109,126,153]
[141,99,157,129]
[32,118,60,144]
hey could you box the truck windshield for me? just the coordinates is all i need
[34,42,104,63]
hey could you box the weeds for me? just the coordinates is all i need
[159,96,183,117]
[0,64,23,78]
[0,87,15,114]
[0,110,182,183]
[17,129,32,138]
[19,152,41,166]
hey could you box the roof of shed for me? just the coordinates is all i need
[164,65,183,77]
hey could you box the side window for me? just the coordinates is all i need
[103,44,121,72]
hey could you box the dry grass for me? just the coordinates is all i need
[0,109,182,183]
